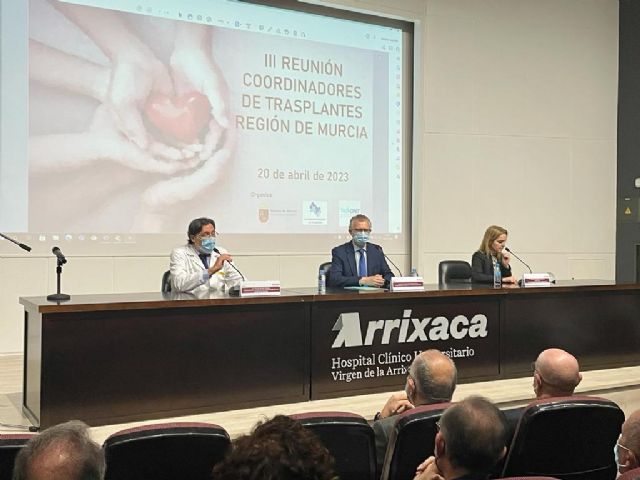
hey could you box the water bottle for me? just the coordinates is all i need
[493,258,502,288]
[318,269,326,294]
[410,268,418,277]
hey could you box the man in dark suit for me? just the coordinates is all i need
[372,349,457,473]
[414,396,507,480]
[503,348,582,442]
[328,214,393,288]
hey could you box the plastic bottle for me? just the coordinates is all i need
[410,268,418,277]
[493,258,502,288]
[318,269,326,293]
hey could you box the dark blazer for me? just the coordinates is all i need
[328,241,393,287]
[471,251,512,283]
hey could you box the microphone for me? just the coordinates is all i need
[504,247,532,274]
[51,246,67,265]
[213,247,245,296]
[0,232,31,252]
[374,244,404,277]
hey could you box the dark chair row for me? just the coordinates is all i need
[0,396,625,480]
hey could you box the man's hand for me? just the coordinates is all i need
[379,391,414,419]
[209,253,232,275]
[414,456,444,480]
[360,274,385,287]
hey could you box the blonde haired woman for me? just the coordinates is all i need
[471,225,517,284]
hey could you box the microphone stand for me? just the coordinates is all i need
[0,232,32,252]
[505,247,533,274]
[47,257,71,302]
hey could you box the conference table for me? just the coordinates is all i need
[19,281,640,429]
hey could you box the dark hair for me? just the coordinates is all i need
[212,415,336,480]
[440,396,506,474]
[187,217,215,244]
[13,420,105,480]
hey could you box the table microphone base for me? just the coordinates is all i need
[46,293,71,302]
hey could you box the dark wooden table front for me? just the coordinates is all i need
[20,281,640,428]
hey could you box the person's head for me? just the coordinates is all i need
[532,348,582,398]
[13,420,105,480]
[435,396,507,477]
[478,225,508,256]
[348,214,372,248]
[211,415,336,480]
[187,217,217,254]
[405,349,457,406]
[617,410,640,474]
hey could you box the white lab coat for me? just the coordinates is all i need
[169,244,243,294]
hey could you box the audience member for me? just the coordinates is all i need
[503,347,582,441]
[211,415,337,480]
[414,396,507,480]
[617,409,640,474]
[12,420,105,480]
[373,349,457,471]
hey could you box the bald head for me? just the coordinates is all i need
[534,348,582,398]
[13,420,105,480]
[622,410,640,459]
[409,349,457,405]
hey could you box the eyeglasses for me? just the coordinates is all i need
[351,229,371,233]
[197,232,217,239]
[616,436,632,458]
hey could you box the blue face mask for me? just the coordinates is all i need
[352,232,369,247]
[199,236,216,254]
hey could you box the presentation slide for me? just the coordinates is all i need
[0,0,410,255]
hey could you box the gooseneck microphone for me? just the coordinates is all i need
[52,246,67,264]
[213,248,245,296]
[504,247,532,274]
[0,232,32,252]
[374,244,404,277]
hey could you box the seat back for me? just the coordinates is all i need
[161,270,171,293]
[0,434,36,480]
[438,260,472,284]
[618,467,640,480]
[502,396,624,480]
[103,422,230,480]
[381,403,452,480]
[291,412,376,480]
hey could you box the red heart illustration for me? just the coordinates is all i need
[144,92,211,144]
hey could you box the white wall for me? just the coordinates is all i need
[0,0,618,353]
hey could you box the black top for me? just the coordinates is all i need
[471,251,512,283]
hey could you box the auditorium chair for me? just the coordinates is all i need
[501,396,624,480]
[380,402,452,480]
[0,433,36,480]
[161,270,171,293]
[618,467,640,480]
[103,422,230,480]
[438,260,472,284]
[290,411,376,480]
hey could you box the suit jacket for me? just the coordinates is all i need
[169,244,243,295]
[328,241,393,287]
[373,415,397,473]
[471,251,512,283]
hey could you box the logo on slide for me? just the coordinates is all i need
[258,207,270,223]
[338,201,361,226]
[331,310,488,348]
